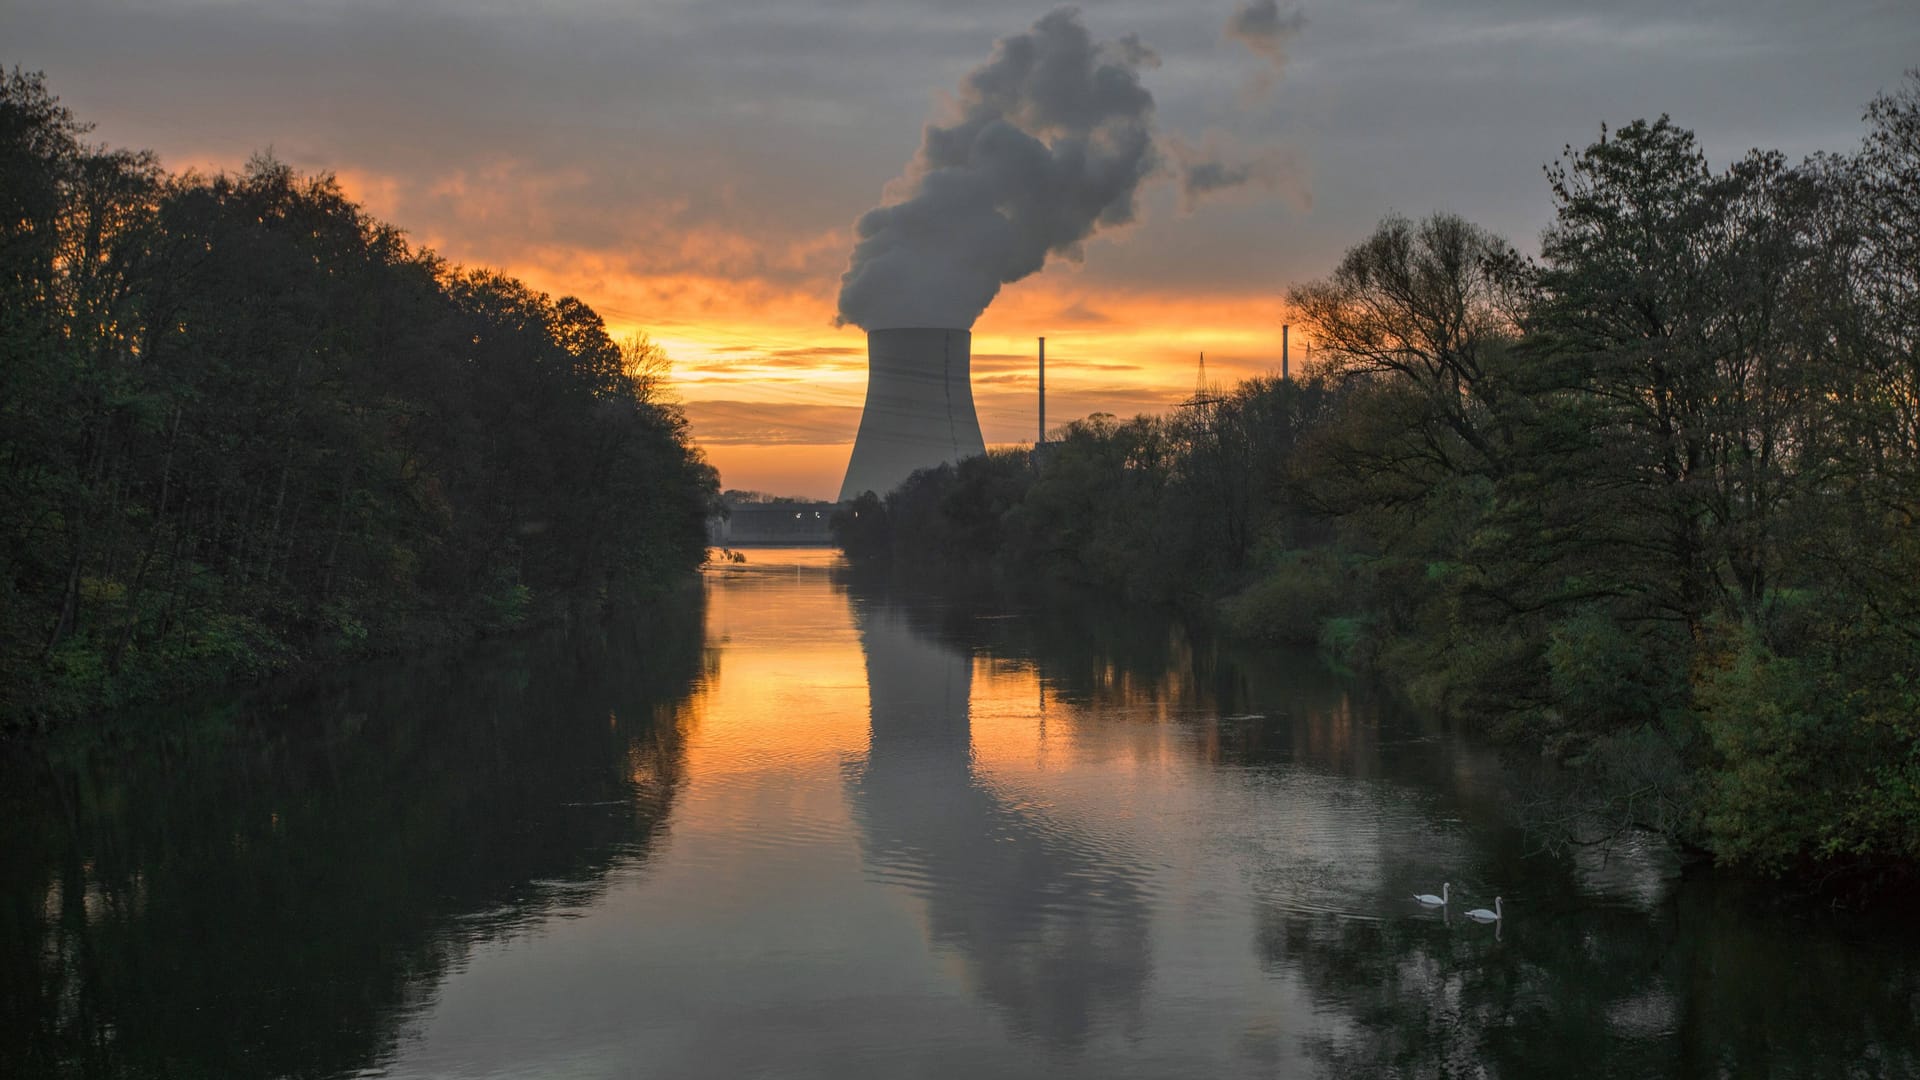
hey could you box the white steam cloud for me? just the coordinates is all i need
[834,8,1160,331]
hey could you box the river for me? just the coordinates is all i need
[4,548,1917,1078]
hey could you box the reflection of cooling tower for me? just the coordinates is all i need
[838,328,987,503]
[844,589,1153,1047]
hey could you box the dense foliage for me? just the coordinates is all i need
[834,78,1920,886]
[0,72,718,729]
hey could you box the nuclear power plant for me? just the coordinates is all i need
[831,12,1164,503]
[837,328,986,503]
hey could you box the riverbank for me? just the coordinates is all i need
[836,511,1920,909]
[2,569,712,744]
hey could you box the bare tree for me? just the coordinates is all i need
[1287,212,1529,479]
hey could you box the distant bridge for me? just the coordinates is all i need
[708,501,838,546]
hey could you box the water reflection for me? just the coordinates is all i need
[834,568,1920,1079]
[842,580,1151,1048]
[846,574,1389,778]
[1263,873,1920,1078]
[4,555,1919,1079]
[0,597,709,1079]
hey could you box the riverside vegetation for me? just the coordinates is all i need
[834,77,1920,893]
[1,71,719,730]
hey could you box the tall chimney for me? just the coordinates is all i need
[838,328,986,503]
[1038,336,1046,446]
[1282,323,1290,381]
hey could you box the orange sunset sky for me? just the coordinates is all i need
[9,0,1915,498]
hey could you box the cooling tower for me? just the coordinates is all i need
[838,328,986,503]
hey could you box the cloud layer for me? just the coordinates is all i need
[9,0,1917,495]
[1226,0,1307,73]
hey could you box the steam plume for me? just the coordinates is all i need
[1168,133,1308,213]
[834,8,1160,331]
[1226,0,1307,73]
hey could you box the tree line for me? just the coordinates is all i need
[833,76,1920,887]
[1,71,719,730]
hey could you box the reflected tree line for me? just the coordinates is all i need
[0,596,711,1078]
[839,573,1920,1078]
[1266,876,1920,1078]
[0,71,718,730]
[834,78,1920,890]
[833,559,1465,796]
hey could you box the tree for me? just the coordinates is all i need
[1,76,720,727]
[1530,118,1832,634]
[1288,212,1528,482]
[1818,73,1920,641]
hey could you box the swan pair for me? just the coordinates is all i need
[1412,883,1503,922]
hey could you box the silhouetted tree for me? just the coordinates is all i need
[0,73,718,729]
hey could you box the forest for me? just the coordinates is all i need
[0,71,719,730]
[834,76,1920,888]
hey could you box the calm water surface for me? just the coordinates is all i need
[5,548,1917,1078]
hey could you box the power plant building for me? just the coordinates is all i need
[837,328,986,503]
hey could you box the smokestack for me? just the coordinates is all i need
[1038,336,1046,446]
[1282,323,1289,381]
[838,328,987,503]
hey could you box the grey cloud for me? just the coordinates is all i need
[6,0,1915,325]
[1225,0,1306,72]
[1166,133,1307,212]
[681,400,863,444]
[1184,159,1257,196]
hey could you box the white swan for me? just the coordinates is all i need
[1466,896,1503,923]
[1413,882,1450,907]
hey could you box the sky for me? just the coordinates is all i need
[6,0,1917,498]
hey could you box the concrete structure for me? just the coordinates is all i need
[708,500,837,546]
[838,328,986,503]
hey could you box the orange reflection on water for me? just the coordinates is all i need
[679,552,873,783]
[961,627,1217,781]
